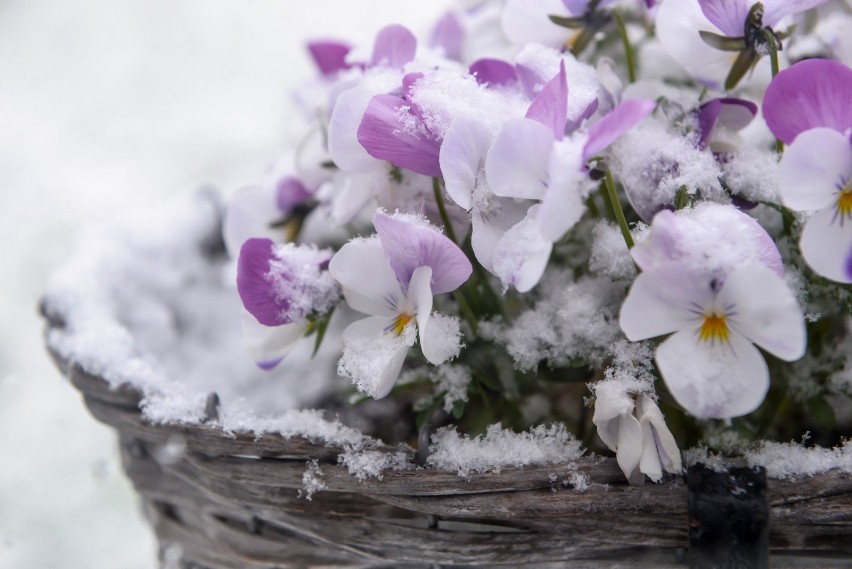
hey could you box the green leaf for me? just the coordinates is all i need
[548,14,585,29]
[699,30,744,51]
[725,48,759,91]
[807,396,836,430]
[311,307,335,357]
[675,186,690,210]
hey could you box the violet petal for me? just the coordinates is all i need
[583,99,655,163]
[697,0,749,37]
[370,24,417,69]
[306,40,352,76]
[357,94,442,177]
[237,238,286,327]
[762,0,829,27]
[763,58,852,145]
[525,61,568,141]
[469,58,518,87]
[275,176,312,216]
[429,11,465,60]
[373,212,472,294]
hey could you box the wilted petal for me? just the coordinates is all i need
[469,58,518,87]
[486,118,554,200]
[370,24,417,69]
[763,59,852,145]
[358,94,442,177]
[525,61,567,141]
[373,212,472,294]
[636,396,683,478]
[339,316,413,399]
[800,207,852,284]
[328,236,403,317]
[307,40,352,76]
[779,127,852,212]
[616,414,645,485]
[619,266,711,341]
[583,99,655,162]
[440,117,491,211]
[538,137,587,242]
[656,328,769,419]
[501,0,571,48]
[430,11,465,60]
[241,311,305,371]
[697,0,749,37]
[719,263,806,361]
[492,205,553,292]
[592,384,636,451]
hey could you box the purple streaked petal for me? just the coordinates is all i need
[429,11,465,60]
[373,211,473,294]
[370,24,417,69]
[306,40,352,76]
[237,238,286,326]
[762,0,829,27]
[697,0,749,37]
[525,61,568,141]
[583,99,655,163]
[275,176,312,216]
[357,94,442,177]
[763,59,852,145]
[469,58,518,87]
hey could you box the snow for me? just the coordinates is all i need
[299,459,327,500]
[427,423,584,477]
[267,242,340,322]
[686,440,852,480]
[338,448,412,480]
[588,221,637,280]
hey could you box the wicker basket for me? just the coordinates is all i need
[41,203,852,568]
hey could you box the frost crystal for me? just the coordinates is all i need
[299,459,327,500]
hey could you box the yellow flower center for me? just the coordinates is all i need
[390,313,414,336]
[837,181,852,223]
[699,312,729,344]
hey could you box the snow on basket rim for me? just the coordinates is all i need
[40,191,593,475]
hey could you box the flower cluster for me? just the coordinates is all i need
[226,0,852,484]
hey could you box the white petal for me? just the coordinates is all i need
[800,206,852,284]
[619,267,711,341]
[492,205,552,293]
[328,85,384,173]
[537,138,587,242]
[328,237,403,317]
[656,329,769,419]
[501,0,570,48]
[241,310,305,369]
[485,118,554,200]
[419,312,463,366]
[616,414,645,486]
[339,316,413,399]
[655,0,733,88]
[718,263,806,361]
[592,384,636,451]
[639,421,663,483]
[330,169,388,225]
[636,395,683,478]
[470,197,528,274]
[779,128,852,212]
[440,117,491,211]
[223,184,279,256]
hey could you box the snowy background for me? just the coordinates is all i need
[0,1,444,567]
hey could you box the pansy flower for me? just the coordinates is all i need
[763,59,852,283]
[329,211,472,398]
[619,204,806,418]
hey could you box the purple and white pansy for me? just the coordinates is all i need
[764,58,852,283]
[329,211,472,398]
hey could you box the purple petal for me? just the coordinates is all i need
[357,94,442,177]
[306,40,352,76]
[583,99,656,162]
[275,176,312,216]
[402,72,424,100]
[257,357,285,371]
[564,98,598,133]
[237,238,286,327]
[697,0,749,37]
[373,212,472,294]
[429,11,465,60]
[370,24,417,69]
[469,58,518,87]
[762,0,829,27]
[763,58,852,144]
[846,245,852,281]
[697,98,757,149]
[525,61,568,141]
[562,0,617,14]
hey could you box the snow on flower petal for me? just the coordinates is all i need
[583,98,656,163]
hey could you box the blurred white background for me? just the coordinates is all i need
[0,1,444,567]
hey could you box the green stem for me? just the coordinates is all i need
[764,31,784,154]
[432,177,458,245]
[612,10,636,83]
[602,171,634,249]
